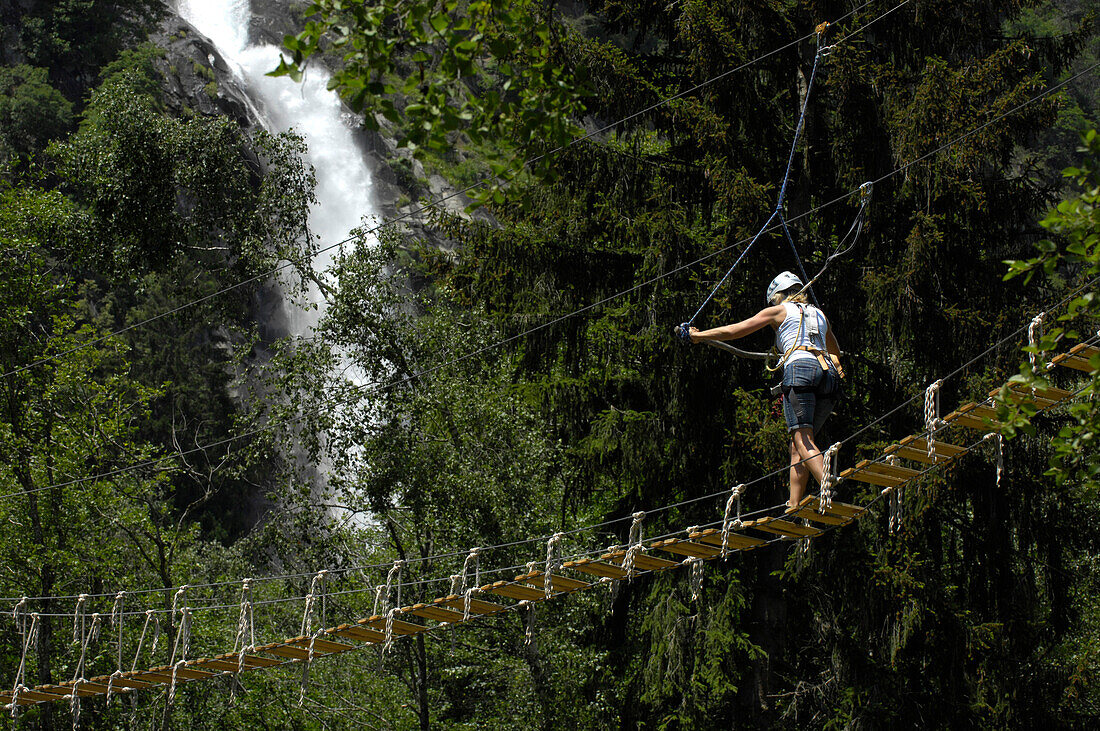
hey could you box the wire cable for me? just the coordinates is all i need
[3,55,1091,507]
[0,0,901,381]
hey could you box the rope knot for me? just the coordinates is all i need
[721,483,747,558]
[544,532,565,598]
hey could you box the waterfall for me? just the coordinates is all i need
[177,0,379,337]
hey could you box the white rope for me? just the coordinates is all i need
[819,443,841,511]
[382,560,405,653]
[72,593,87,643]
[167,586,191,706]
[685,558,704,602]
[106,592,125,705]
[463,586,477,622]
[457,547,481,619]
[372,585,384,617]
[984,432,1004,488]
[720,484,746,558]
[1028,312,1045,369]
[299,570,328,707]
[131,609,160,673]
[544,532,564,598]
[67,594,88,726]
[925,379,945,459]
[522,600,535,647]
[462,548,480,591]
[70,612,102,730]
[10,600,37,717]
[233,579,255,674]
[622,512,646,578]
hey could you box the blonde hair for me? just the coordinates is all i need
[770,289,809,306]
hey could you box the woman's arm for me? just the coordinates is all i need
[689,305,786,343]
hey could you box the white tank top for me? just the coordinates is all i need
[775,303,828,364]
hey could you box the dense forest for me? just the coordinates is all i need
[1,0,1099,728]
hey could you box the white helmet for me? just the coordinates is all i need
[766,271,803,304]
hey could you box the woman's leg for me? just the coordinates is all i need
[788,437,810,508]
[790,426,825,505]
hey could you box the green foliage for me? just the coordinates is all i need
[51,68,315,281]
[272,0,589,205]
[0,64,73,167]
[1003,129,1100,488]
[9,0,162,94]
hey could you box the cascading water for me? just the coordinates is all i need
[177,0,379,337]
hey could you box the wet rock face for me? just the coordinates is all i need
[247,0,310,47]
[150,15,258,129]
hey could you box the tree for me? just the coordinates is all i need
[274,0,589,204]
[1003,128,1100,489]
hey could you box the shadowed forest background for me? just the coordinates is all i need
[1,0,1100,728]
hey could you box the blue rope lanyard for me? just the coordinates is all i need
[682,35,830,331]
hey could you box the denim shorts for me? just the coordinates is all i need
[781,359,840,433]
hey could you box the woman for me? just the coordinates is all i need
[688,272,843,508]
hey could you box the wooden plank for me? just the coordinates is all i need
[155,666,214,681]
[436,595,505,616]
[602,550,680,571]
[860,460,920,481]
[1069,343,1100,360]
[358,615,425,636]
[959,402,1001,422]
[839,465,903,488]
[899,436,967,458]
[884,443,953,465]
[562,558,628,580]
[406,604,466,624]
[994,388,1060,410]
[1059,356,1094,372]
[516,571,590,593]
[330,624,385,644]
[131,670,175,684]
[56,680,112,697]
[689,528,767,550]
[287,637,356,654]
[1002,382,1073,403]
[742,517,822,538]
[214,652,282,669]
[483,581,547,602]
[790,506,849,526]
[261,644,311,661]
[651,537,722,558]
[994,388,1059,409]
[190,657,246,673]
[10,688,71,704]
[107,675,157,690]
[943,411,990,431]
[795,495,866,520]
